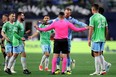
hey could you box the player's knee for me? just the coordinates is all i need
[45,52,50,57]
[21,52,26,57]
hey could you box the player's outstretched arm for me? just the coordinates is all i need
[68,22,88,32]
[28,32,39,39]
[34,23,54,32]
[73,18,87,27]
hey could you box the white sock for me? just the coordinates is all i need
[99,55,106,71]
[94,56,100,73]
[56,65,60,70]
[67,66,71,71]
[45,57,49,68]
[40,55,46,66]
[21,57,27,70]
[7,56,16,69]
[4,56,9,68]
[11,60,16,71]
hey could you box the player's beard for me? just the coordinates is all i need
[21,18,24,22]
[43,21,47,25]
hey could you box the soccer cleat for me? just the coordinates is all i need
[100,70,106,75]
[66,70,71,75]
[105,63,111,72]
[44,68,51,71]
[51,72,56,75]
[39,65,43,71]
[90,72,100,75]
[61,72,65,75]
[11,67,16,73]
[23,69,31,74]
[4,66,7,71]
[71,59,75,69]
[5,68,12,75]
[11,69,17,73]
[55,69,61,74]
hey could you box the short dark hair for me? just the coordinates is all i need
[99,7,104,14]
[2,14,8,17]
[17,12,24,16]
[65,8,71,11]
[92,4,99,11]
[9,12,15,16]
[44,15,49,17]
[59,12,64,16]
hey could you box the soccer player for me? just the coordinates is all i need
[88,4,110,75]
[99,7,111,72]
[1,13,16,73]
[48,8,88,74]
[0,14,8,65]
[5,12,31,75]
[34,12,88,75]
[29,15,53,71]
[99,7,104,14]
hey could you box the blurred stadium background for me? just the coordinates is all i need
[0,0,116,40]
[0,0,116,77]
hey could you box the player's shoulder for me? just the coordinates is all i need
[90,14,95,18]
[100,14,106,19]
[90,14,97,20]
[3,21,9,26]
[4,21,9,24]
[39,24,44,28]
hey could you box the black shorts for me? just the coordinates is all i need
[53,38,68,54]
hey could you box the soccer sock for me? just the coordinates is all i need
[11,60,16,71]
[4,56,10,68]
[94,56,100,73]
[45,57,49,68]
[56,57,60,69]
[7,56,15,69]
[101,55,108,66]
[52,57,57,73]
[62,57,67,73]
[99,55,106,71]
[40,55,46,66]
[67,56,71,71]
[3,52,6,59]
[21,57,27,70]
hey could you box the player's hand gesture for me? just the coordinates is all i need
[28,36,32,39]
[21,37,25,41]
[6,38,10,42]
[34,24,38,30]
[88,40,91,47]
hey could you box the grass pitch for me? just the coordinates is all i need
[0,41,116,77]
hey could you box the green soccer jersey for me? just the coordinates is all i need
[2,21,15,45]
[13,20,24,46]
[39,24,53,45]
[89,13,108,42]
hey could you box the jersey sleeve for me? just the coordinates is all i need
[38,22,55,31]
[89,16,94,27]
[68,21,87,32]
[13,26,22,39]
[73,18,87,27]
[105,19,108,27]
[2,23,7,32]
[47,18,59,24]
